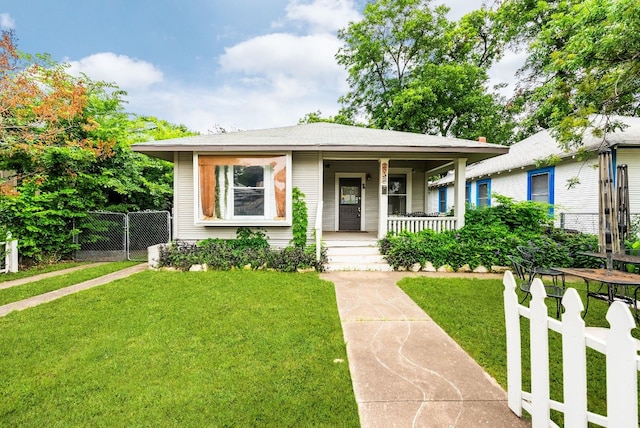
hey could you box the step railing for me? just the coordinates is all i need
[503,271,639,427]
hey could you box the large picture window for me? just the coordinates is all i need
[197,155,288,224]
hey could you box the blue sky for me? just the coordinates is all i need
[1,1,519,133]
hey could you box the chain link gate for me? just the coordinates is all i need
[74,211,171,262]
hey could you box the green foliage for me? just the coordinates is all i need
[291,187,308,248]
[380,197,599,270]
[0,33,196,264]
[496,0,640,147]
[298,110,356,126]
[0,183,89,263]
[159,229,326,272]
[335,0,516,144]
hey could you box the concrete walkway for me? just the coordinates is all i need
[0,263,147,317]
[322,271,529,428]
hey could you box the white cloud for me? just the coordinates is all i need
[219,32,348,95]
[67,52,163,90]
[0,13,16,29]
[282,0,362,33]
[56,0,524,134]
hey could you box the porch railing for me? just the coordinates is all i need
[503,271,639,427]
[387,216,457,234]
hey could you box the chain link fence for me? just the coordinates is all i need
[73,211,171,262]
[559,212,640,237]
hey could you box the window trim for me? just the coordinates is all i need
[193,152,292,226]
[476,178,491,207]
[527,166,555,214]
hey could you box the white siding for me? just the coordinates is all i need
[617,148,640,213]
[292,152,321,244]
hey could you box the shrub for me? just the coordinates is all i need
[291,187,308,248]
[379,197,599,271]
[158,228,327,272]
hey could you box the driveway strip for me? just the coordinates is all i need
[0,263,147,317]
[0,263,107,290]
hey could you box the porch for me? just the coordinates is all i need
[318,157,466,239]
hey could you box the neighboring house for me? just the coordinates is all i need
[428,116,640,231]
[131,122,508,247]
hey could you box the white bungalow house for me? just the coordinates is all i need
[427,116,640,234]
[132,122,508,269]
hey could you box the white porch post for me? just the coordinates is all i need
[378,158,389,239]
[454,158,467,229]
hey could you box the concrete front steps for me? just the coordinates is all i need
[324,239,392,272]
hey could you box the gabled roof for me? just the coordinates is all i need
[431,115,640,186]
[131,122,508,163]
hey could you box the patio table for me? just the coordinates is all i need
[577,251,640,271]
[553,267,640,322]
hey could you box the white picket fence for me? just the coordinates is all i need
[0,234,18,274]
[503,270,640,427]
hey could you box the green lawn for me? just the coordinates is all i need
[0,270,359,427]
[398,276,640,424]
[0,261,140,306]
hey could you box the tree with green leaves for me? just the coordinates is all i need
[0,30,194,262]
[496,0,640,149]
[335,0,516,144]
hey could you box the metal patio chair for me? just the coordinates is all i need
[508,254,564,318]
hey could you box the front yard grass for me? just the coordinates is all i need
[0,270,359,427]
[398,276,640,424]
[0,261,141,306]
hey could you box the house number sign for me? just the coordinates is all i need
[381,161,388,195]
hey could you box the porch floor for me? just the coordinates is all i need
[322,231,378,242]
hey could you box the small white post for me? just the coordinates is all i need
[606,302,638,427]
[529,279,551,427]
[503,271,522,416]
[453,158,467,228]
[8,238,18,273]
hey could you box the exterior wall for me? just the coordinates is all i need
[292,152,321,244]
[428,157,602,220]
[617,147,640,213]
[173,151,320,247]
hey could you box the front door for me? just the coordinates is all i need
[339,177,361,231]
